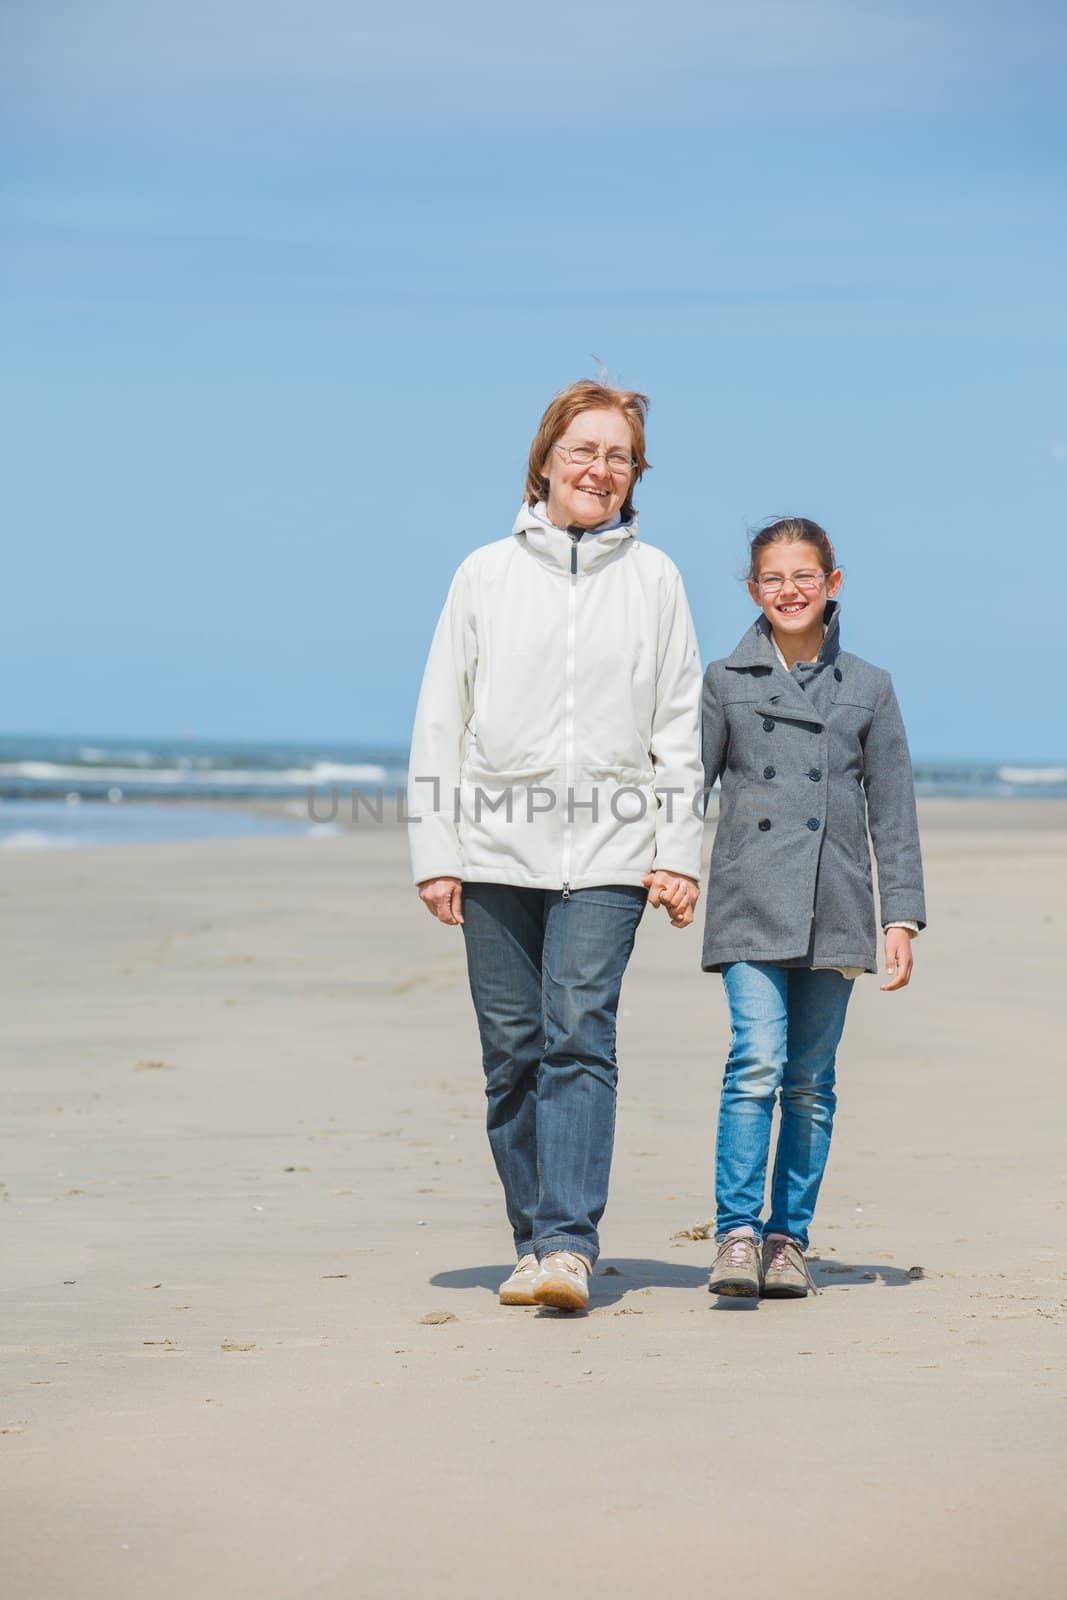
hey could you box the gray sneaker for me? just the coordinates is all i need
[761,1235,817,1298]
[708,1230,762,1297]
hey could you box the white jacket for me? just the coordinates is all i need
[407,504,704,890]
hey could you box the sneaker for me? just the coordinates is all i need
[532,1250,591,1312]
[708,1229,762,1297]
[761,1235,816,1298]
[499,1255,542,1306]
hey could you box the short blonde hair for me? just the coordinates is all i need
[524,379,650,520]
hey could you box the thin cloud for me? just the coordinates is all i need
[4,0,1066,127]
[3,2,930,80]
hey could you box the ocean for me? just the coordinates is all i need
[0,735,406,850]
[0,734,1064,850]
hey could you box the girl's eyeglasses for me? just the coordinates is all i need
[756,571,827,594]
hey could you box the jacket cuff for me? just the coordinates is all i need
[652,823,704,883]
[652,861,703,885]
[409,823,463,886]
[879,893,926,930]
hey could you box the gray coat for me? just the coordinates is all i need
[701,604,926,973]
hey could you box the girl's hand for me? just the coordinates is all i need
[880,927,914,991]
[642,870,700,929]
[418,877,464,926]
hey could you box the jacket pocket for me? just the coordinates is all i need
[579,764,656,795]
[460,765,559,830]
[570,766,657,832]
[714,782,766,864]
[852,785,871,866]
[463,764,557,789]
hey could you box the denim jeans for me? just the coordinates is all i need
[461,882,646,1267]
[716,962,854,1250]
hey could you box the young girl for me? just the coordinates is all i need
[701,517,925,1299]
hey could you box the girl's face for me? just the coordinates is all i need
[748,540,842,638]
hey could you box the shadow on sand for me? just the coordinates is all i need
[810,1260,922,1289]
[708,1258,922,1309]
[431,1257,921,1312]
[431,1257,708,1309]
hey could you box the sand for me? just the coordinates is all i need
[2,802,1065,1598]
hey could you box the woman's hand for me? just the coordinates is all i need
[418,877,464,926]
[642,870,700,929]
[880,927,914,991]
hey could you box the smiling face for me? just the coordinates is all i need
[749,539,842,641]
[542,407,635,529]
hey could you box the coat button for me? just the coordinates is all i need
[808,768,822,781]
[806,817,820,830]
[758,818,772,831]
[834,668,843,681]
[763,765,776,780]
[762,718,775,731]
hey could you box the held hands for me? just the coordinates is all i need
[880,926,914,992]
[418,877,463,926]
[642,870,700,929]
[419,872,701,930]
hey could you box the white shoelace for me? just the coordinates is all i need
[718,1233,757,1267]
[765,1237,819,1293]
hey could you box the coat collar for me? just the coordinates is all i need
[512,501,637,575]
[724,600,842,670]
[724,602,843,726]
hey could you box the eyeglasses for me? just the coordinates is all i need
[554,443,636,475]
[755,571,827,595]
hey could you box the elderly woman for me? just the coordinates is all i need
[408,380,703,1311]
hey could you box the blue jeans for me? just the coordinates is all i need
[716,962,854,1250]
[461,883,646,1267]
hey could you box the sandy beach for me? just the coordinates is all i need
[2,800,1065,1599]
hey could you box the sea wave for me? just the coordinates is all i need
[997,766,1067,785]
[3,738,1064,805]
[0,760,389,788]
[75,746,157,767]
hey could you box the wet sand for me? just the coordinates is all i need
[2,802,1065,1598]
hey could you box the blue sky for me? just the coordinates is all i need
[3,1,1066,760]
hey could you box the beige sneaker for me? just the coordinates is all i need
[532,1250,591,1311]
[761,1235,817,1298]
[708,1229,762,1297]
[499,1255,542,1306]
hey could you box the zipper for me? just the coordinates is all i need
[561,539,578,898]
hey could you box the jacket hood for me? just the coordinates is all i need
[512,501,638,575]
[724,600,842,671]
